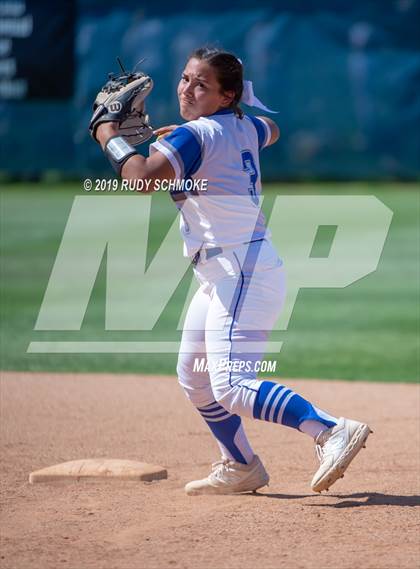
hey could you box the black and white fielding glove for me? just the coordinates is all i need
[89,62,154,146]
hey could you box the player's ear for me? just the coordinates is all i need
[221,90,235,106]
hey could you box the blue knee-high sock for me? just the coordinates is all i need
[197,401,254,464]
[253,381,337,429]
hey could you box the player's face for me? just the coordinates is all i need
[178,58,234,120]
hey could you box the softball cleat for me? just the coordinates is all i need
[311,417,371,493]
[185,454,269,496]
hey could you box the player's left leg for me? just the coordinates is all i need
[203,240,371,492]
[205,240,337,436]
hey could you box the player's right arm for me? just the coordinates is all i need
[257,116,280,146]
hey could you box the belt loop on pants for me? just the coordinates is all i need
[191,247,223,266]
[191,238,266,266]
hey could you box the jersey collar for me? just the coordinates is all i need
[208,108,235,116]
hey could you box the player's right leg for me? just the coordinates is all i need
[177,284,268,494]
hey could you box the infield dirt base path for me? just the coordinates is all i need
[1,372,419,569]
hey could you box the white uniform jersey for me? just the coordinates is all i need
[150,109,272,257]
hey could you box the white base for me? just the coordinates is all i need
[29,458,167,483]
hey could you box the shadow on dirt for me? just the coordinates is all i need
[254,492,420,507]
[311,493,420,508]
[252,493,313,499]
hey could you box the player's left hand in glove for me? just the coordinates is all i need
[89,63,154,146]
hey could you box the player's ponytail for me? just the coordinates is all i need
[189,47,244,119]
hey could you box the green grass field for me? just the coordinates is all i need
[1,182,418,382]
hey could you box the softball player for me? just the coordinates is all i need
[95,47,371,495]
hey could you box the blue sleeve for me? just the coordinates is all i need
[247,116,269,150]
[156,126,202,178]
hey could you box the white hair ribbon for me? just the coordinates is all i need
[240,79,278,114]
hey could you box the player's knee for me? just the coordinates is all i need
[176,358,187,382]
[212,384,235,413]
[177,354,215,406]
[176,350,194,378]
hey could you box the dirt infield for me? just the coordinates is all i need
[1,372,419,569]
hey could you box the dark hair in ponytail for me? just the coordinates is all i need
[189,47,244,119]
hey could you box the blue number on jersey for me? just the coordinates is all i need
[241,150,259,206]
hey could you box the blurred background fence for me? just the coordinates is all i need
[1,0,419,180]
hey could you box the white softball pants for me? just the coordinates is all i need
[177,238,286,417]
